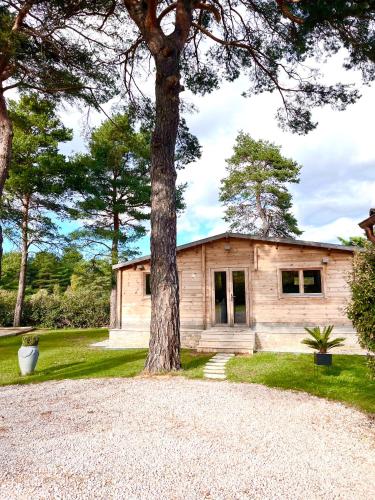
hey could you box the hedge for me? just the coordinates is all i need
[0,288,109,328]
[347,244,375,377]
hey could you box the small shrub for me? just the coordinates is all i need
[21,334,39,347]
[347,244,375,377]
[301,325,345,353]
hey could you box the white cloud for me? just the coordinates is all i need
[51,55,375,252]
[301,217,365,243]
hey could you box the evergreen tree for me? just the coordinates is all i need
[338,236,367,248]
[31,251,61,291]
[2,94,72,325]
[0,251,22,290]
[0,1,116,279]
[55,247,84,290]
[68,110,198,327]
[220,133,301,238]
[0,0,116,198]
[100,0,374,372]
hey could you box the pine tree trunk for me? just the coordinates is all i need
[13,195,30,327]
[145,50,181,373]
[0,225,3,281]
[256,188,270,237]
[110,212,119,328]
[0,88,12,198]
[0,87,11,280]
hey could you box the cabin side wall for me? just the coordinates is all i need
[113,238,360,353]
[118,247,204,348]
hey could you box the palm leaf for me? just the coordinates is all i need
[326,337,346,351]
[302,325,344,353]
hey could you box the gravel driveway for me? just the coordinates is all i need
[0,378,374,500]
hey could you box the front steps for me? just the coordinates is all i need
[203,353,234,379]
[197,327,255,354]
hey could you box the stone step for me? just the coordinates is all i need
[204,369,226,375]
[204,364,226,370]
[205,373,226,380]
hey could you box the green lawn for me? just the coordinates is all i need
[0,328,211,386]
[1,329,374,414]
[227,352,375,413]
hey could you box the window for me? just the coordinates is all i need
[281,269,322,295]
[281,270,300,294]
[145,273,151,295]
[144,271,182,297]
[303,269,322,294]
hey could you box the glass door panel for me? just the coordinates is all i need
[232,270,246,324]
[214,271,228,324]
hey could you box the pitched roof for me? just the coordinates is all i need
[113,232,357,270]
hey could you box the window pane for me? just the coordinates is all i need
[145,273,151,295]
[282,270,299,293]
[214,271,228,324]
[303,270,322,294]
[232,270,246,324]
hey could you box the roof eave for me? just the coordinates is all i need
[113,232,358,270]
[358,213,375,229]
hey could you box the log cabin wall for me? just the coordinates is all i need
[116,237,355,351]
[252,243,353,326]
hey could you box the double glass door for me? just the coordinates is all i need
[213,269,248,326]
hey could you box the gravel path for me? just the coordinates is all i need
[0,378,374,500]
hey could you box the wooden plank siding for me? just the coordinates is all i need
[118,237,354,331]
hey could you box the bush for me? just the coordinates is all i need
[59,288,110,328]
[0,287,109,329]
[0,290,17,326]
[347,244,375,377]
[21,334,39,347]
[27,289,62,327]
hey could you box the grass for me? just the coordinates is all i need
[0,328,211,386]
[1,329,374,414]
[227,352,375,414]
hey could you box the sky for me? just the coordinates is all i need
[56,52,375,258]
[5,52,374,258]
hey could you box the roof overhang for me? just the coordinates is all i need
[359,213,375,245]
[113,232,358,270]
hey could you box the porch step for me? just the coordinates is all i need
[197,328,255,354]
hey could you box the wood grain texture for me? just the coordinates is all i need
[117,238,354,333]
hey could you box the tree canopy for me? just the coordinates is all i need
[220,132,301,238]
[68,109,199,326]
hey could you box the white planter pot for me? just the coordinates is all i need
[18,346,39,375]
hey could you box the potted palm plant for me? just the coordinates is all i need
[301,326,345,366]
[18,335,40,375]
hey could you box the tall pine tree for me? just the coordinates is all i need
[2,94,72,325]
[220,133,301,238]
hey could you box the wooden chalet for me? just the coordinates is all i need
[109,233,363,354]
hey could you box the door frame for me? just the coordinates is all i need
[210,267,250,327]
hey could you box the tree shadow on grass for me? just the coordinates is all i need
[182,354,211,371]
[37,361,85,376]
[45,351,148,380]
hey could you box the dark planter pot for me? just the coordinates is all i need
[314,353,332,366]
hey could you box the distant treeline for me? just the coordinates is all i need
[0,249,111,328]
